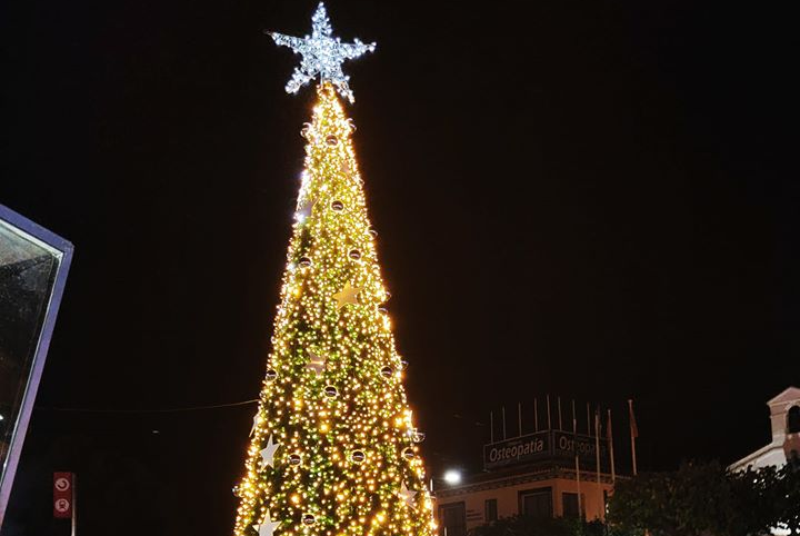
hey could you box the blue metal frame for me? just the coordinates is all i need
[0,203,73,525]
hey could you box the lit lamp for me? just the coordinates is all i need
[443,469,462,485]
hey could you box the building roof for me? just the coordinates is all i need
[729,443,780,471]
[768,386,800,407]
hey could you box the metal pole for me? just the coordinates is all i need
[572,400,577,433]
[586,403,591,435]
[608,409,616,483]
[502,407,507,440]
[546,395,552,430]
[629,399,638,476]
[595,409,603,520]
[557,397,563,430]
[71,473,77,536]
[574,416,582,520]
[518,402,523,436]
[490,411,494,443]
[534,398,539,432]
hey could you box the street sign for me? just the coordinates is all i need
[53,472,73,519]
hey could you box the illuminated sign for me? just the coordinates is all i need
[483,431,608,470]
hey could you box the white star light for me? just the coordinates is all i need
[295,197,315,222]
[400,481,417,509]
[259,435,281,470]
[267,2,376,102]
[253,512,281,536]
[306,350,327,375]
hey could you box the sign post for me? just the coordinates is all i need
[53,472,76,535]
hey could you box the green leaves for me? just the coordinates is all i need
[607,461,800,536]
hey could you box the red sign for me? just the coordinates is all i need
[53,472,73,519]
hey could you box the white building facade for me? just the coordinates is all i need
[729,386,800,472]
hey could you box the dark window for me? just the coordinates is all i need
[485,498,498,522]
[520,488,553,518]
[788,406,800,434]
[439,502,466,536]
[562,493,581,518]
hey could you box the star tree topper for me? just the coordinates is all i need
[267,2,376,103]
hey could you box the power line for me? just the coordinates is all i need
[35,399,259,414]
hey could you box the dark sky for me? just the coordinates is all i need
[1,0,797,534]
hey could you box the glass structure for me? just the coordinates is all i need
[0,204,73,525]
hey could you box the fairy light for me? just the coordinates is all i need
[232,81,433,536]
[267,3,376,103]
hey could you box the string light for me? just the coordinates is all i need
[233,82,435,536]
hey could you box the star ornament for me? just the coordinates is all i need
[306,350,327,375]
[259,435,281,470]
[250,414,261,437]
[295,198,315,223]
[253,512,281,536]
[399,481,418,509]
[333,281,362,309]
[267,2,376,102]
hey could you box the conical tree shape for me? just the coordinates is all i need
[234,83,435,536]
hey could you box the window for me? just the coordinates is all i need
[562,493,581,518]
[519,487,553,518]
[788,406,800,434]
[439,502,466,536]
[485,498,498,523]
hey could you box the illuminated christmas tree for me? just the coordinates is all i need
[233,4,435,536]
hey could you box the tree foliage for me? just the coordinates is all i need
[607,461,800,536]
[468,462,799,536]
[471,515,603,536]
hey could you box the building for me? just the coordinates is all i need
[435,413,617,536]
[730,386,800,472]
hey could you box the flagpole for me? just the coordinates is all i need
[534,398,539,432]
[490,411,494,443]
[502,407,507,440]
[546,395,552,430]
[571,400,577,433]
[574,417,582,520]
[571,400,576,433]
[595,407,603,520]
[628,399,638,476]
[558,397,563,430]
[608,409,616,483]
[518,402,523,437]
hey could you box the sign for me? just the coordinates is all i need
[483,431,551,470]
[53,472,73,519]
[553,431,608,464]
[483,431,610,470]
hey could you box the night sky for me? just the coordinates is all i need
[1,0,797,534]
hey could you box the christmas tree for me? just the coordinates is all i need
[233,4,435,536]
